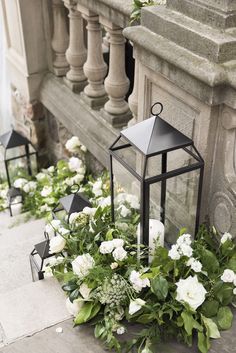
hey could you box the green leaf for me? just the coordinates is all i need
[136,314,154,324]
[215,283,233,305]
[200,300,219,317]
[217,307,233,330]
[198,332,210,353]
[227,258,236,272]
[62,283,78,292]
[181,311,203,336]
[151,275,168,300]
[94,324,105,338]
[199,248,219,274]
[74,302,101,325]
[202,316,221,339]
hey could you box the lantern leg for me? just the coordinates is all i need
[5,160,11,188]
[9,204,13,217]
[109,154,115,223]
[141,182,150,247]
[195,164,204,236]
[25,144,32,176]
[160,153,167,224]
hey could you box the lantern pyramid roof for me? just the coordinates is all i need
[0,130,30,149]
[59,193,92,214]
[121,116,192,156]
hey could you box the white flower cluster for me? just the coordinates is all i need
[99,239,127,262]
[176,275,207,310]
[129,270,150,293]
[221,232,232,244]
[97,196,111,208]
[186,257,202,273]
[95,274,129,308]
[65,136,87,154]
[68,157,85,174]
[72,253,95,278]
[168,234,193,260]
[22,181,37,194]
[13,178,28,189]
[41,185,53,197]
[92,179,103,197]
[221,269,236,294]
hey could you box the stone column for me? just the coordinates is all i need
[100,18,132,127]
[128,56,139,127]
[51,0,69,76]
[63,1,87,92]
[77,6,107,108]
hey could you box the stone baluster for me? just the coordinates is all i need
[100,18,132,127]
[63,2,87,92]
[128,57,139,126]
[77,6,107,108]
[51,0,69,76]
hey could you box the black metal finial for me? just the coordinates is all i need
[151,102,163,117]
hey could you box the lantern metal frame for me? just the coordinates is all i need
[109,102,204,247]
[7,187,23,217]
[0,129,38,189]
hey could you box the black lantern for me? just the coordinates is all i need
[52,191,92,223]
[109,102,204,247]
[7,187,23,217]
[0,129,38,188]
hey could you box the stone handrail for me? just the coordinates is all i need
[50,0,137,127]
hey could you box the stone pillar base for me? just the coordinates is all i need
[63,77,87,93]
[101,108,132,128]
[80,92,108,110]
[53,67,69,77]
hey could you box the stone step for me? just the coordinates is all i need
[141,5,236,63]
[0,278,71,346]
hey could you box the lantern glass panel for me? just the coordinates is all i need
[112,158,140,227]
[53,208,67,222]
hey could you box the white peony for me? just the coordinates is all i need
[72,253,95,278]
[83,207,97,217]
[41,186,53,197]
[112,239,125,248]
[99,241,114,254]
[221,269,235,283]
[110,262,118,270]
[168,245,181,260]
[65,136,81,153]
[186,258,202,273]
[49,235,66,254]
[79,283,91,299]
[92,180,103,197]
[129,270,150,292]
[68,157,83,172]
[119,205,131,218]
[13,178,27,189]
[66,298,83,317]
[113,247,127,261]
[176,275,207,310]
[221,232,232,244]
[129,298,146,315]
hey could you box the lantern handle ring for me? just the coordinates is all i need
[70,183,80,194]
[151,102,163,117]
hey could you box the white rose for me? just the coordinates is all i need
[99,241,114,254]
[129,298,146,315]
[112,239,125,248]
[49,235,66,254]
[72,253,95,278]
[58,227,70,236]
[221,269,235,283]
[79,283,91,299]
[110,262,118,270]
[176,275,207,310]
[13,178,27,189]
[66,298,83,317]
[65,136,81,153]
[68,157,83,172]
[83,207,97,217]
[116,326,125,335]
[97,196,111,208]
[221,232,232,244]
[179,243,193,258]
[92,180,103,197]
[41,186,53,197]
[186,258,202,273]
[168,245,181,260]
[129,270,150,292]
[119,205,131,218]
[113,247,127,261]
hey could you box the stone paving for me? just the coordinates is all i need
[0,211,235,353]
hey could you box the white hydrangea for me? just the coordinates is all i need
[13,178,27,189]
[168,234,193,260]
[129,298,146,315]
[186,258,202,273]
[65,136,81,153]
[129,270,150,292]
[221,269,235,283]
[72,253,95,278]
[92,180,103,197]
[41,186,53,197]
[221,232,232,244]
[68,157,83,172]
[113,246,127,261]
[176,233,192,246]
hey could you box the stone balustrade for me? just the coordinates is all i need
[49,0,136,127]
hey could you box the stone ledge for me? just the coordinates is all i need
[76,0,133,28]
[141,6,236,63]
[39,73,120,169]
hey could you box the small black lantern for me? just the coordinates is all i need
[109,102,204,247]
[7,187,23,217]
[0,129,38,188]
[52,191,92,222]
